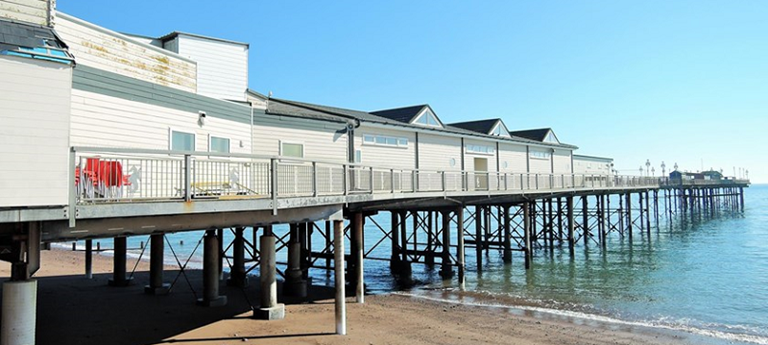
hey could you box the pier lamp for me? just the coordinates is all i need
[746,170,749,179]
[661,161,666,176]
[674,162,679,171]
[652,167,655,176]
[645,159,651,176]
[639,166,643,176]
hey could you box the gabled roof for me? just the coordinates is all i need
[450,119,502,135]
[370,105,430,123]
[509,128,554,142]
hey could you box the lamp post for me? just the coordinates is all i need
[661,161,666,176]
[645,159,651,177]
[674,162,679,171]
[651,167,655,176]
[746,170,749,179]
[639,166,643,176]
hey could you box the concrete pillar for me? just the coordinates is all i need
[502,205,512,263]
[284,224,307,298]
[567,196,574,254]
[145,233,170,295]
[85,239,93,279]
[333,219,347,335]
[523,202,532,269]
[227,227,248,287]
[439,211,454,278]
[108,237,132,287]
[254,226,285,320]
[353,212,365,303]
[1,280,37,345]
[198,229,227,307]
[456,207,465,289]
[475,205,483,269]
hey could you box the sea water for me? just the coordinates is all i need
[72,184,768,344]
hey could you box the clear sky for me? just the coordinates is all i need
[58,1,768,182]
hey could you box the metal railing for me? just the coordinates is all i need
[71,147,661,204]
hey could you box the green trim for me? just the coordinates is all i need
[73,65,252,125]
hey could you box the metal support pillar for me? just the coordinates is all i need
[254,226,285,320]
[84,239,93,279]
[145,233,170,295]
[475,205,483,269]
[334,220,347,335]
[557,198,564,244]
[523,202,532,269]
[626,193,633,241]
[502,205,512,263]
[227,227,248,287]
[198,229,227,307]
[390,212,401,271]
[108,237,132,287]
[645,191,652,235]
[567,196,575,254]
[217,228,224,281]
[456,206,465,288]
[353,212,365,303]
[582,196,589,246]
[426,211,435,266]
[284,223,307,298]
[439,210,454,278]
[299,223,309,280]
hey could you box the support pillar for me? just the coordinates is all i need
[1,280,37,345]
[227,227,248,287]
[475,205,483,269]
[145,233,170,295]
[645,191,652,235]
[84,239,93,279]
[456,206,465,288]
[334,220,347,335]
[390,212,401,271]
[582,196,589,246]
[254,226,285,320]
[108,236,132,287]
[439,211,454,278]
[426,211,435,266]
[284,224,307,298]
[567,196,574,254]
[198,229,227,307]
[502,205,512,263]
[626,193,633,241]
[523,202,532,269]
[353,212,365,303]
[217,228,224,281]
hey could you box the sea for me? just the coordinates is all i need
[67,184,768,344]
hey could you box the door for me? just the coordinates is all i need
[474,157,488,190]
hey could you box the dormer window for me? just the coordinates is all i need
[489,121,509,137]
[544,131,559,144]
[413,109,441,127]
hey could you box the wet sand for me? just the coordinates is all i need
[0,248,733,345]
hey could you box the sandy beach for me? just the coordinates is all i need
[0,248,733,345]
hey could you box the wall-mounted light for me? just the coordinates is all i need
[198,111,207,126]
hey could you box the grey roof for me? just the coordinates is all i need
[509,128,552,142]
[0,18,73,63]
[450,119,500,135]
[369,105,429,123]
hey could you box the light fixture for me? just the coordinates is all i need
[198,111,207,126]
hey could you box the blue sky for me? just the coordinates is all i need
[59,1,767,182]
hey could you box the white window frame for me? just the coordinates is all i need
[279,140,305,159]
[169,128,196,152]
[489,122,509,137]
[543,131,559,144]
[411,109,442,128]
[465,144,495,156]
[361,133,409,149]
[208,135,231,154]
[530,150,551,160]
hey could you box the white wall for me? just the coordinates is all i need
[463,138,498,172]
[498,142,528,173]
[251,113,348,162]
[70,89,251,154]
[528,147,552,173]
[573,156,613,175]
[418,133,461,171]
[0,0,51,26]
[553,149,572,174]
[55,13,197,93]
[0,56,71,207]
[167,34,248,101]
[356,126,415,169]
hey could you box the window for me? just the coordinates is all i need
[544,131,559,144]
[209,136,230,153]
[413,109,441,127]
[490,124,507,136]
[281,142,304,158]
[530,151,551,159]
[362,134,408,148]
[171,130,195,151]
[466,144,495,155]
[354,150,362,163]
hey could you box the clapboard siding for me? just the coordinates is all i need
[528,148,552,173]
[463,138,498,172]
[356,126,415,169]
[418,133,461,171]
[0,56,71,207]
[56,13,197,92]
[573,156,612,175]
[252,113,348,162]
[70,89,251,154]
[167,34,248,101]
[498,143,528,173]
[0,0,50,26]
[552,149,572,174]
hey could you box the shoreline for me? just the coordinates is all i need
[0,248,758,345]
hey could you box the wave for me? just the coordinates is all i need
[394,290,768,345]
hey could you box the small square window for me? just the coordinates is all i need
[171,130,195,151]
[281,142,304,158]
[210,136,230,153]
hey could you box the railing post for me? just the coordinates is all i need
[441,171,446,192]
[68,148,77,227]
[412,170,417,192]
[271,158,278,215]
[312,162,318,197]
[550,174,554,189]
[486,172,491,191]
[535,174,539,190]
[504,173,508,190]
[184,154,192,202]
[391,169,395,193]
[343,165,349,195]
[370,166,374,193]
